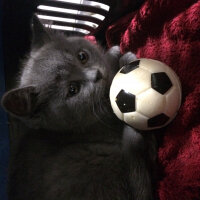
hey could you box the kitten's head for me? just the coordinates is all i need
[1,16,114,131]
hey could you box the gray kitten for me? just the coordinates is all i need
[1,16,157,200]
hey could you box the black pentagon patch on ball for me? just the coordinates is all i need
[151,72,172,94]
[116,90,136,113]
[120,60,140,74]
[148,113,170,127]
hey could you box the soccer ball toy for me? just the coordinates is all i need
[109,58,182,130]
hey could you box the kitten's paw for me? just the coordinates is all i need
[105,46,121,73]
[122,125,144,153]
[107,46,121,58]
[119,52,137,68]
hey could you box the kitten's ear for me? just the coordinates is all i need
[1,86,38,117]
[31,15,50,48]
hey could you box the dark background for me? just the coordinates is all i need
[2,0,144,89]
[0,0,144,199]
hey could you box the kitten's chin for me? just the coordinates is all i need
[40,119,99,133]
[20,101,114,133]
[41,105,113,133]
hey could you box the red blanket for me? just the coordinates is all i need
[106,0,200,199]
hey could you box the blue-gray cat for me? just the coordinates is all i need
[1,16,157,200]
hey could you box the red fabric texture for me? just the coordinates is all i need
[106,0,200,199]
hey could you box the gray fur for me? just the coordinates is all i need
[1,17,157,200]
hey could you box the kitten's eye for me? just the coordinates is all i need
[67,82,80,97]
[77,51,88,64]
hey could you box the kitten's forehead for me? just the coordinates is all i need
[51,36,99,53]
[37,36,98,61]
[20,36,105,87]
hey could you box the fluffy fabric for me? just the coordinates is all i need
[106,0,200,199]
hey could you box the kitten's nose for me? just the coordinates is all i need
[84,68,103,82]
[94,70,103,82]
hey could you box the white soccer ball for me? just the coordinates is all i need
[109,58,182,130]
